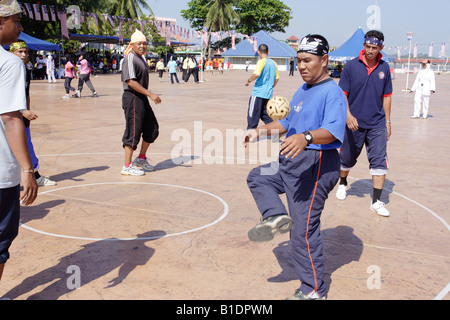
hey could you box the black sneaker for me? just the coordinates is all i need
[92,92,99,98]
[72,93,80,98]
[248,214,293,242]
[286,289,326,300]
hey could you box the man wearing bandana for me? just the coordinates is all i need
[0,0,38,293]
[336,30,393,218]
[243,34,347,300]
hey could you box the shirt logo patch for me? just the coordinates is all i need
[378,72,385,80]
[294,101,303,112]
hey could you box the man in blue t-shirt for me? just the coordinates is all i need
[243,34,347,300]
[336,30,393,218]
[245,44,280,129]
[167,56,180,84]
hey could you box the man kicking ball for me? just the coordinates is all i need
[121,29,162,176]
[244,35,347,300]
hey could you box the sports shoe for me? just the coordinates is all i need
[286,289,326,300]
[133,157,156,172]
[121,164,145,176]
[370,200,390,217]
[72,93,80,98]
[62,94,70,99]
[336,184,347,200]
[248,214,293,242]
[92,92,99,98]
[422,115,428,119]
[36,176,57,187]
[410,115,420,119]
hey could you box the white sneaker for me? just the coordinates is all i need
[36,176,57,187]
[370,200,390,217]
[336,184,347,200]
[62,94,70,99]
[133,157,156,172]
[121,164,145,176]
[410,115,420,119]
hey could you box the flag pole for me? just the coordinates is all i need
[403,32,413,91]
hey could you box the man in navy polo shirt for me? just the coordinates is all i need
[336,30,393,217]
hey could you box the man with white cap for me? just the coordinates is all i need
[120,29,162,176]
[0,0,38,293]
[410,59,435,119]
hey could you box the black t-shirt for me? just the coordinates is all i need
[122,52,149,92]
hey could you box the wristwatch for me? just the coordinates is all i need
[303,131,313,146]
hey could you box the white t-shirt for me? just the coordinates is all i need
[0,46,27,189]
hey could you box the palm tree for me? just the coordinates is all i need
[203,0,240,58]
[115,0,153,18]
[204,0,240,32]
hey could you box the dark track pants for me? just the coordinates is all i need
[78,73,96,94]
[247,149,340,297]
[0,185,20,264]
[247,96,273,130]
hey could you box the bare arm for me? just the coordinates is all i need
[23,95,38,121]
[273,78,279,88]
[280,128,337,159]
[126,79,161,104]
[245,74,259,86]
[345,97,358,131]
[243,121,287,148]
[1,111,38,206]
[383,95,392,141]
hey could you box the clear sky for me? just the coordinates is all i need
[146,0,450,55]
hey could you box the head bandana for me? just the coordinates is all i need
[9,40,27,52]
[297,34,329,56]
[364,36,384,47]
[0,0,22,18]
[124,29,147,55]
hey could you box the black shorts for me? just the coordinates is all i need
[247,96,273,130]
[122,91,159,150]
[0,185,20,264]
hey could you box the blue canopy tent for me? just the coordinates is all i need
[17,32,60,51]
[222,30,297,71]
[329,27,391,63]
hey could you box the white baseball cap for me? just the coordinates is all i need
[0,0,22,18]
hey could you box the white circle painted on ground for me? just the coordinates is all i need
[20,182,229,242]
[34,152,450,299]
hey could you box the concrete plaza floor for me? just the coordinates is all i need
[0,68,449,300]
